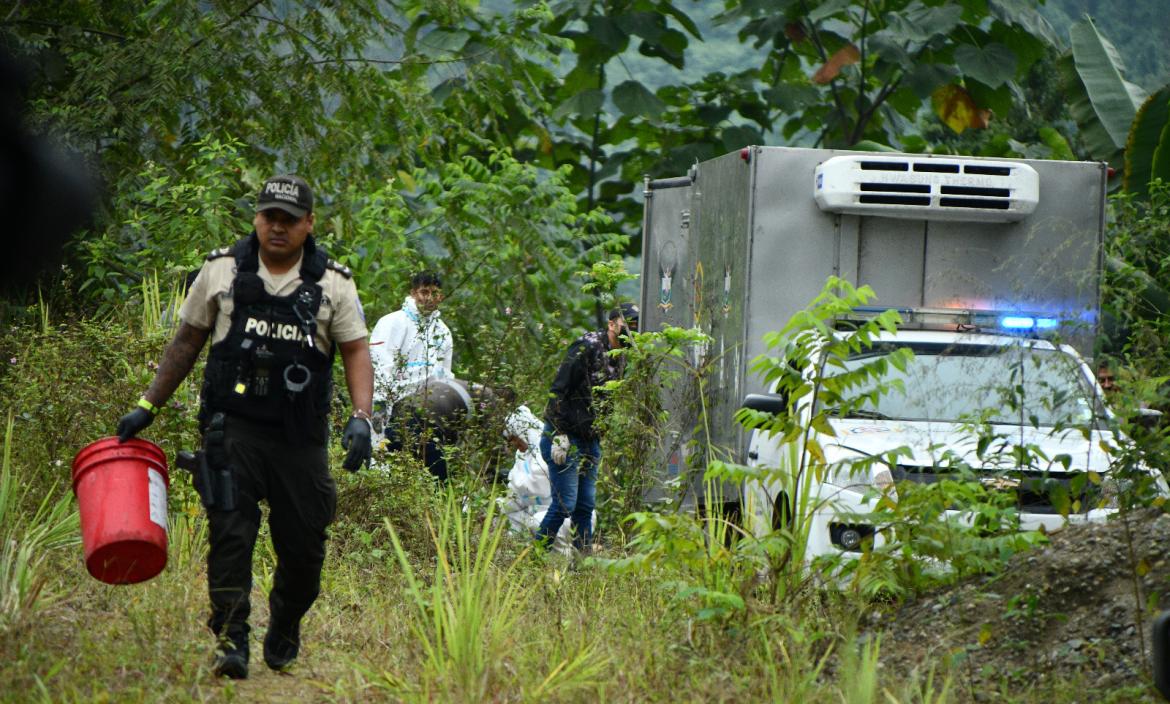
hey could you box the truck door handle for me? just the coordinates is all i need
[748,450,759,460]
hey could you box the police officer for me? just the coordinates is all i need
[114,175,374,679]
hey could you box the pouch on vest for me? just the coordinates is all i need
[199,234,335,444]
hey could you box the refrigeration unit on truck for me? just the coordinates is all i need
[639,146,1165,553]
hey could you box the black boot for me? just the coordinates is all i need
[263,616,301,671]
[213,633,249,679]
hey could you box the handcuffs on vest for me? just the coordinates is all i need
[282,287,319,393]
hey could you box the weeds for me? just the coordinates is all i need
[596,324,714,537]
[0,413,79,631]
[382,490,606,700]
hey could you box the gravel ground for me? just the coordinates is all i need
[870,508,1170,702]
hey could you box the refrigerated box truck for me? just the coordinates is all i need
[637,146,1156,550]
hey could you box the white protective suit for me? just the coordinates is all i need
[498,405,594,553]
[369,295,453,410]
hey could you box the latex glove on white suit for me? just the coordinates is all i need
[551,434,571,465]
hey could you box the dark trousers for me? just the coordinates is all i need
[206,416,336,648]
[383,420,448,482]
[536,422,601,550]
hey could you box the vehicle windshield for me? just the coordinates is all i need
[834,342,1102,427]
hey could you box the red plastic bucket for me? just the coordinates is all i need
[71,437,169,584]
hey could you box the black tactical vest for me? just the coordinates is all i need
[199,233,336,444]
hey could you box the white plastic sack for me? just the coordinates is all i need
[499,406,594,554]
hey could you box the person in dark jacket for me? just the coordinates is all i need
[537,303,638,550]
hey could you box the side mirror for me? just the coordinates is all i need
[1153,610,1170,699]
[741,393,786,415]
[1138,407,1165,431]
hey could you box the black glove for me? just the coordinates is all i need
[116,407,155,443]
[341,416,372,472]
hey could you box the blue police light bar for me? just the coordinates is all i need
[1000,316,1035,329]
[1000,316,1060,330]
[841,307,1070,334]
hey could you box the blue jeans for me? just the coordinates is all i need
[536,422,600,550]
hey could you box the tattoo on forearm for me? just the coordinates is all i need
[146,325,208,403]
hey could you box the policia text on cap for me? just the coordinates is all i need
[115,175,375,679]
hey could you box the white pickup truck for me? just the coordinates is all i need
[639,147,1163,545]
[739,318,1164,556]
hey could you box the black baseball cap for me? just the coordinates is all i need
[256,175,313,218]
[609,302,640,330]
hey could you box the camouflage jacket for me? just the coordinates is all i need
[544,329,625,441]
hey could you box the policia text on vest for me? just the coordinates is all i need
[199,237,337,443]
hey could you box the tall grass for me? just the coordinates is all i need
[0,414,79,631]
[837,633,880,704]
[382,491,607,700]
[837,632,954,704]
[36,285,50,334]
[139,271,188,337]
[166,510,208,573]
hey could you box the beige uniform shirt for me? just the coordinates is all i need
[180,249,367,349]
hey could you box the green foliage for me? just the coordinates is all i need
[384,493,524,698]
[595,324,711,538]
[590,320,747,622]
[1104,183,1170,362]
[2,1,616,330]
[721,0,1056,148]
[1068,18,1146,150]
[547,0,1072,238]
[611,279,1067,613]
[1043,0,1170,90]
[77,135,250,309]
[849,469,1047,592]
[1124,87,1170,198]
[340,148,617,376]
[540,0,705,220]
[0,0,1091,304]
[0,318,200,503]
[579,256,636,299]
[5,280,1165,704]
[727,278,928,597]
[4,4,1170,699]
[912,51,1076,161]
[1,1,562,197]
[1078,205,1170,509]
[383,491,605,700]
[0,280,212,531]
[599,501,748,622]
[331,454,446,568]
[74,130,616,385]
[837,632,881,704]
[1059,17,1146,175]
[164,510,208,575]
[600,281,905,614]
[0,415,79,632]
